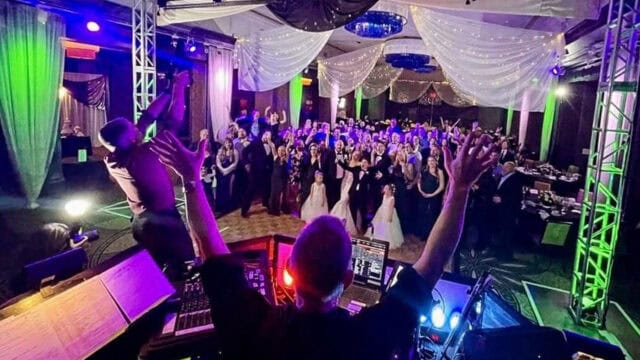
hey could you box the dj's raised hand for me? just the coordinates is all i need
[442,133,494,189]
[150,130,207,182]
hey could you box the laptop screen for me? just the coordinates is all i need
[351,238,388,288]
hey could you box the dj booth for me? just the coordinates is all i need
[0,234,624,360]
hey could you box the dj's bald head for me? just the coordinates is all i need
[290,216,353,302]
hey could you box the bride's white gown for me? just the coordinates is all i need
[365,195,404,250]
[330,172,358,235]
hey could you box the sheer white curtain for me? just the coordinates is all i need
[318,44,385,98]
[157,0,263,26]
[208,47,233,141]
[432,83,472,107]
[392,0,601,19]
[389,79,430,103]
[411,7,564,112]
[60,73,106,147]
[237,26,332,91]
[361,63,403,99]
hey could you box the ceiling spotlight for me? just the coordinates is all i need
[550,64,565,76]
[86,21,100,32]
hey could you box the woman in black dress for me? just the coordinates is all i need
[269,145,289,215]
[390,150,417,235]
[215,138,239,213]
[416,156,446,239]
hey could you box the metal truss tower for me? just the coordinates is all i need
[132,0,157,138]
[570,0,640,328]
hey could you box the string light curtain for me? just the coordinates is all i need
[392,0,601,19]
[318,43,385,98]
[0,4,65,207]
[389,80,430,103]
[411,6,565,112]
[157,0,263,26]
[361,63,402,99]
[432,83,472,107]
[208,47,233,141]
[237,26,332,91]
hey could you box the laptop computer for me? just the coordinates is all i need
[339,237,389,313]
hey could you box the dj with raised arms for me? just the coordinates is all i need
[149,131,495,359]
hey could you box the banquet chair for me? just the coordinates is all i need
[533,181,552,192]
[524,159,537,169]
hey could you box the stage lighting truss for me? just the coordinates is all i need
[570,0,640,329]
[159,0,267,10]
[132,0,157,140]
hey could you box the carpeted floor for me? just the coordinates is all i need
[2,185,639,333]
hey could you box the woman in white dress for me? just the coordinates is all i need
[300,171,329,223]
[366,184,404,250]
[329,170,358,235]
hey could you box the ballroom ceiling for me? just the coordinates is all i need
[101,0,608,79]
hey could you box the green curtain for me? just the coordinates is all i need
[0,4,66,207]
[540,89,557,162]
[355,86,363,121]
[289,73,303,128]
[506,107,514,136]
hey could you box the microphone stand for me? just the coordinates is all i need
[438,271,492,360]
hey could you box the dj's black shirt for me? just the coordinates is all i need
[200,255,432,360]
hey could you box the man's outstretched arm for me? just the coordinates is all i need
[413,134,494,289]
[136,93,171,135]
[150,131,230,259]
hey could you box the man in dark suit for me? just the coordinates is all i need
[240,131,274,218]
[491,161,522,259]
[498,140,516,164]
[339,158,374,233]
[370,141,391,210]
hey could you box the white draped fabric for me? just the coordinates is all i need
[392,0,601,19]
[318,44,385,98]
[208,48,233,141]
[389,80,430,103]
[60,73,106,147]
[236,26,332,91]
[361,64,402,99]
[157,0,263,26]
[411,7,564,112]
[432,83,472,107]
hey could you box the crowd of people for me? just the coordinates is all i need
[96,76,527,358]
[200,109,525,258]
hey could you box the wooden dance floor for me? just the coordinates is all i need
[217,203,424,265]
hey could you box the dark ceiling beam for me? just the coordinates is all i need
[564,4,608,45]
